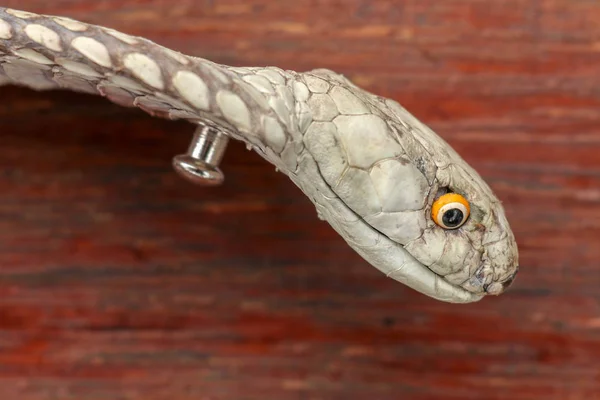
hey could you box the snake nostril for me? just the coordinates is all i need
[502,266,519,290]
[483,266,519,295]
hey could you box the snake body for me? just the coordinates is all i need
[0,8,519,303]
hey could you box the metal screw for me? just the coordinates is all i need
[172,124,229,186]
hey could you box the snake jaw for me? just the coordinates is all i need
[320,205,486,303]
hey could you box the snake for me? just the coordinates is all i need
[0,7,519,304]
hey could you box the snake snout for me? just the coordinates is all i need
[484,266,519,295]
[502,266,519,290]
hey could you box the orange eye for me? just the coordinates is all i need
[431,193,470,229]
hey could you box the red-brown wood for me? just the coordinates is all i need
[1,1,599,399]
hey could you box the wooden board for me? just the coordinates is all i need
[1,1,599,399]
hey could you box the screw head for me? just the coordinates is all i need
[172,155,225,186]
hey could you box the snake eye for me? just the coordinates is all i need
[431,193,470,229]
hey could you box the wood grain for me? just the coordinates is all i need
[1,1,599,399]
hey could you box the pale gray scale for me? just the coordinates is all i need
[385,98,459,169]
[434,165,453,191]
[52,17,88,32]
[483,238,515,278]
[51,63,99,81]
[369,158,429,212]
[390,121,438,185]
[364,210,425,244]
[5,9,38,19]
[309,68,353,86]
[276,84,294,111]
[304,74,330,93]
[274,83,302,150]
[304,121,348,185]
[307,93,339,122]
[134,95,179,118]
[105,75,148,97]
[123,53,164,89]
[323,201,381,248]
[2,60,57,90]
[463,267,492,293]
[429,236,473,276]
[24,24,63,52]
[262,116,287,153]
[104,28,138,45]
[238,80,270,111]
[295,101,312,134]
[268,95,292,128]
[295,153,363,226]
[329,85,370,115]
[256,68,285,85]
[487,207,512,240]
[296,153,338,199]
[333,167,382,217]
[333,114,404,170]
[464,229,485,255]
[168,108,205,122]
[162,48,189,65]
[410,130,453,169]
[200,61,231,84]
[444,250,480,285]
[0,17,13,39]
[56,59,103,79]
[404,229,447,269]
[71,36,112,68]
[97,83,137,107]
[444,164,494,213]
[215,90,252,133]
[286,102,308,153]
[242,74,274,94]
[5,56,52,71]
[52,71,98,94]
[13,48,53,64]
[227,66,254,75]
[153,91,195,112]
[280,143,298,172]
[296,171,367,238]
[292,81,310,102]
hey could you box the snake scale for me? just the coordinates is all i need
[0,7,519,304]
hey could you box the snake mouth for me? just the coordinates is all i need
[394,259,485,304]
[328,211,486,303]
[348,238,485,304]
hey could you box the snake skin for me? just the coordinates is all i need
[0,7,519,303]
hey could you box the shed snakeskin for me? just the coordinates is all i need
[0,8,519,303]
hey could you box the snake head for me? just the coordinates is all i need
[404,166,520,298]
[383,99,520,299]
[302,69,519,303]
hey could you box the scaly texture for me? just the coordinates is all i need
[0,7,518,303]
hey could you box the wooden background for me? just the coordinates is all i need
[1,1,599,399]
